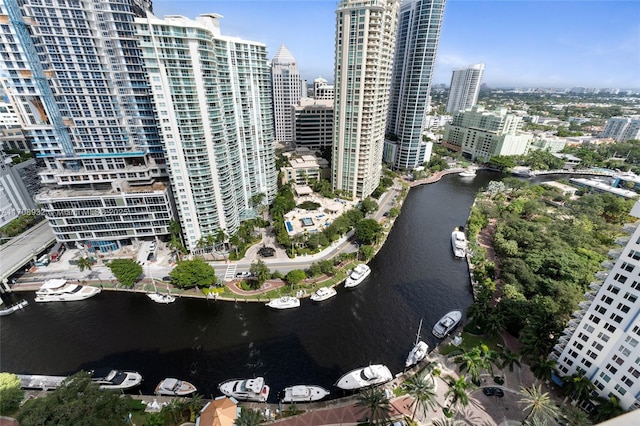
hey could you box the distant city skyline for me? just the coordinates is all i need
[152,0,640,89]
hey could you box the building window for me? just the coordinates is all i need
[611,314,623,324]
[614,384,627,396]
[599,371,611,383]
[621,262,635,272]
[625,336,638,348]
[606,363,618,374]
[614,273,628,284]
[598,331,611,342]
[602,296,614,305]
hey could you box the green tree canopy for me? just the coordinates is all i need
[107,258,142,288]
[0,372,24,415]
[355,219,382,245]
[17,371,131,425]
[285,269,306,287]
[360,198,379,215]
[250,259,271,285]
[169,258,218,288]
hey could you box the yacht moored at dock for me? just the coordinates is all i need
[155,378,197,396]
[218,377,270,402]
[35,279,101,303]
[432,310,462,338]
[451,227,467,258]
[344,264,371,288]
[92,369,143,390]
[310,287,337,302]
[281,385,330,402]
[406,319,428,368]
[458,169,477,178]
[266,296,300,310]
[335,364,392,390]
[0,300,28,316]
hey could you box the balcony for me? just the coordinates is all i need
[615,236,631,246]
[572,311,584,320]
[589,282,602,291]
[601,260,614,270]
[608,249,622,259]
[579,300,593,310]
[568,319,581,328]
[584,292,595,301]
[596,271,609,281]
[622,223,637,234]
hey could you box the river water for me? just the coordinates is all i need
[0,171,504,401]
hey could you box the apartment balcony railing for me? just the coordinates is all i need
[579,300,593,310]
[622,223,637,234]
[615,236,631,246]
[572,311,584,320]
[600,260,614,270]
[589,282,602,291]
[585,292,595,301]
[596,271,609,281]
[608,249,622,259]
[568,318,580,328]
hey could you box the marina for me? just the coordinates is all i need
[0,173,499,401]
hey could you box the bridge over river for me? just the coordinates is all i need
[0,220,55,288]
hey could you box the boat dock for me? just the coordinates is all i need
[17,374,67,390]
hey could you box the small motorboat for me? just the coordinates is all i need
[92,369,143,390]
[266,296,300,310]
[281,385,330,402]
[432,310,462,338]
[218,377,270,402]
[155,378,197,396]
[310,287,337,302]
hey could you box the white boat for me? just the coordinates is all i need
[451,228,467,258]
[459,169,477,178]
[335,364,393,390]
[17,374,67,390]
[266,296,300,310]
[406,319,429,368]
[0,300,28,316]
[92,370,143,390]
[432,310,462,338]
[218,377,270,402]
[147,278,176,304]
[310,287,337,302]
[344,264,371,288]
[282,385,330,402]
[155,378,197,396]
[35,279,101,303]
[147,292,176,304]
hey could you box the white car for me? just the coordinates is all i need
[235,271,251,278]
[149,241,157,251]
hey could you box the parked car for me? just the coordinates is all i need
[482,387,504,397]
[235,271,251,278]
[147,252,155,261]
[149,241,157,251]
[161,276,173,283]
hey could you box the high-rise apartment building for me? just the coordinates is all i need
[601,117,640,142]
[384,0,445,170]
[0,151,36,227]
[0,0,174,252]
[445,63,484,114]
[135,14,276,252]
[553,200,640,410]
[442,105,531,161]
[332,0,399,200]
[271,44,302,143]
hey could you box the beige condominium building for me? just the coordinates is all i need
[332,0,399,200]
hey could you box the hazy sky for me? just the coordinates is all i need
[152,0,640,89]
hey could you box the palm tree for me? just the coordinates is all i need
[235,407,264,426]
[519,384,560,425]
[432,418,466,426]
[454,349,483,384]
[77,256,93,272]
[356,387,392,425]
[592,395,625,423]
[530,357,556,382]
[561,372,595,404]
[186,393,204,422]
[404,372,438,422]
[499,348,521,372]
[561,405,592,426]
[444,375,475,415]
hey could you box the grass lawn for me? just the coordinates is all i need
[439,331,503,356]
